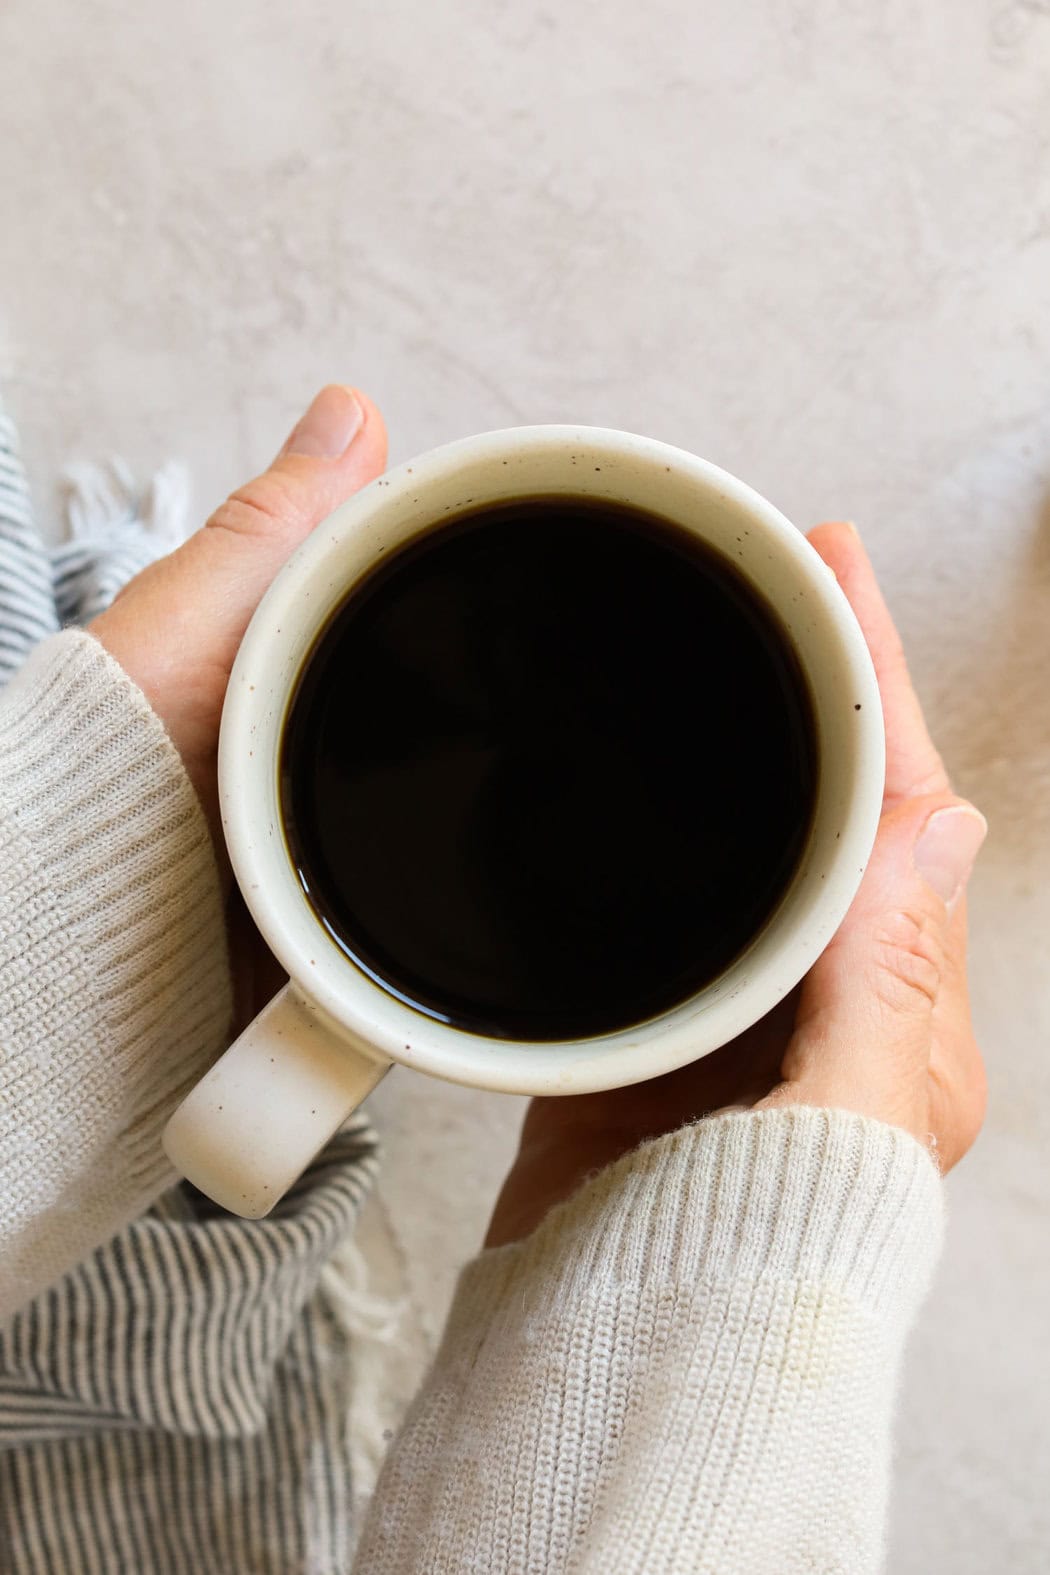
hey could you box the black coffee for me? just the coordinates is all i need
[280,497,817,1041]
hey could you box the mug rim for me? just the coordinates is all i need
[218,424,885,1095]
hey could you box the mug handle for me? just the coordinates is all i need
[162,984,390,1218]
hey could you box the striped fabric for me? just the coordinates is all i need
[0,404,379,1573]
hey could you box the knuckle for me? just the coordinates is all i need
[206,496,268,540]
[907,762,953,800]
[870,905,945,1014]
[206,482,290,539]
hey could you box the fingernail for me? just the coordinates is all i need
[913,805,988,907]
[282,386,363,458]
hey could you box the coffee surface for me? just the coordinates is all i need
[280,496,817,1040]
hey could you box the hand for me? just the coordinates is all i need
[91,385,387,1017]
[487,522,988,1247]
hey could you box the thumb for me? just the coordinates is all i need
[91,385,387,840]
[200,384,387,604]
[778,795,987,1139]
[98,386,387,680]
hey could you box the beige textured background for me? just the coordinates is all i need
[2,3,1049,1568]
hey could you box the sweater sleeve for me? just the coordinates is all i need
[354,1106,943,1575]
[0,630,232,1321]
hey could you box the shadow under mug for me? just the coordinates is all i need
[163,426,885,1217]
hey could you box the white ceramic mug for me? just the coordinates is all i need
[163,426,885,1217]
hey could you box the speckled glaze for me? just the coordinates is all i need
[164,426,884,1215]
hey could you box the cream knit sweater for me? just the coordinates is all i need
[0,633,231,1314]
[0,631,945,1575]
[356,1112,942,1573]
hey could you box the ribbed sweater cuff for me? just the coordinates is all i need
[0,631,232,1299]
[452,1108,944,1339]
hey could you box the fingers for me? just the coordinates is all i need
[208,385,387,550]
[926,896,988,1168]
[175,386,386,657]
[776,792,987,1162]
[90,384,388,846]
[766,525,988,1169]
[807,522,950,805]
[275,384,370,462]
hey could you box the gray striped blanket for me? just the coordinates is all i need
[0,403,380,1574]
